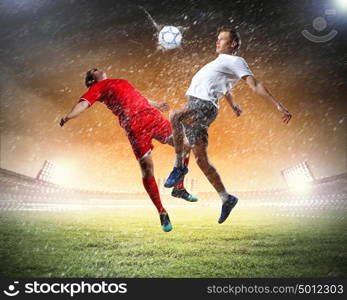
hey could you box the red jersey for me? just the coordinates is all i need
[79,79,156,128]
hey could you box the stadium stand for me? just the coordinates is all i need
[0,168,346,218]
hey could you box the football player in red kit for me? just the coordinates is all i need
[60,68,197,232]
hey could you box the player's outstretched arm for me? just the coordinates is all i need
[59,100,90,126]
[225,91,242,117]
[243,75,292,124]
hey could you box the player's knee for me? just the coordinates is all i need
[139,160,153,178]
[141,167,153,179]
[170,111,181,124]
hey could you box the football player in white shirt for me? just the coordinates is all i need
[164,28,292,224]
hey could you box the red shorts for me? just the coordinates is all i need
[125,110,172,160]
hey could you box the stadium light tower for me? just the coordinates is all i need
[36,160,65,185]
[36,160,56,183]
[281,161,315,192]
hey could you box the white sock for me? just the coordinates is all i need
[218,191,230,203]
[174,153,184,168]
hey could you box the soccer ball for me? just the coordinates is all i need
[158,26,182,50]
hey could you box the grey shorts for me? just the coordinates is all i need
[183,96,218,145]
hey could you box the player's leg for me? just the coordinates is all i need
[138,153,172,232]
[164,107,195,187]
[127,126,172,232]
[152,117,198,202]
[175,151,190,190]
[169,106,196,169]
[166,134,191,171]
[166,137,198,202]
[192,139,226,193]
[192,139,238,224]
[138,152,164,213]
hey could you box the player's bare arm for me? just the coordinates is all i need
[60,100,90,126]
[225,91,242,117]
[243,75,292,124]
[148,100,170,112]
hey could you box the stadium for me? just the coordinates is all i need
[0,162,346,277]
[1,0,346,279]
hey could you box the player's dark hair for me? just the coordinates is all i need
[85,68,97,88]
[217,27,241,52]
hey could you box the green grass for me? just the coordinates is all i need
[0,206,346,277]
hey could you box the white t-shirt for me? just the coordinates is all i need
[186,54,253,107]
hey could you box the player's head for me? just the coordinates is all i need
[85,68,107,88]
[216,28,241,55]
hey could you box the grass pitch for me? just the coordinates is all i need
[0,204,346,278]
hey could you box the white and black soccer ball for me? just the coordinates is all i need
[158,26,182,50]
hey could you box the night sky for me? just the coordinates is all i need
[0,0,346,192]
